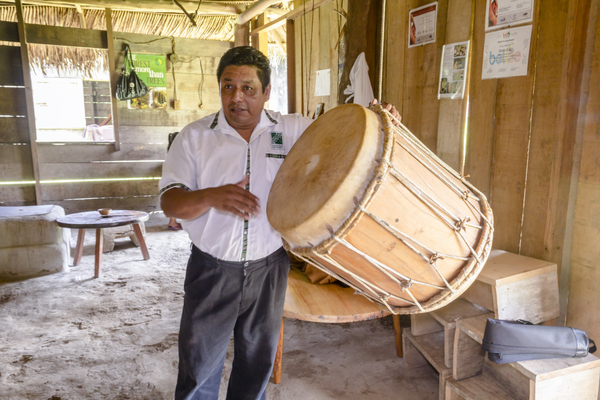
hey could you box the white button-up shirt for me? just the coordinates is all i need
[159,109,313,261]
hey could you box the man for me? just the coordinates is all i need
[160,46,399,400]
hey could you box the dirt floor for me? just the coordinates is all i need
[0,214,439,400]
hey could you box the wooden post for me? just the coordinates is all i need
[286,19,296,114]
[105,8,120,151]
[251,13,269,56]
[235,22,250,46]
[15,0,42,205]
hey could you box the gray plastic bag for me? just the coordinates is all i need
[482,318,596,364]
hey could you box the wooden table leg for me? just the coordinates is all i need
[95,228,103,278]
[132,223,150,260]
[73,229,86,266]
[393,314,403,358]
[273,318,284,384]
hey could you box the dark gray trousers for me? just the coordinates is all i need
[175,245,290,400]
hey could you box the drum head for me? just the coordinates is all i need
[267,104,382,247]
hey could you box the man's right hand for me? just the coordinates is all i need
[160,175,260,221]
[205,175,260,220]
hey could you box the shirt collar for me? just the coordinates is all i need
[213,109,280,141]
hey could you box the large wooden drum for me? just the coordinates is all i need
[267,104,493,314]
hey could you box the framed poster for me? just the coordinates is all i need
[128,54,168,109]
[482,25,533,79]
[438,41,469,99]
[409,2,438,48]
[485,0,534,31]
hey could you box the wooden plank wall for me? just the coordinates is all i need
[41,33,230,213]
[0,43,36,206]
[0,21,230,213]
[381,0,598,335]
[567,0,600,338]
[294,0,345,117]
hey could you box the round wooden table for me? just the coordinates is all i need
[56,210,150,278]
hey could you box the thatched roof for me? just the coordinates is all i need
[0,3,287,77]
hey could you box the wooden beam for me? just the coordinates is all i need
[251,13,269,56]
[236,0,282,25]
[286,19,296,113]
[0,21,107,48]
[234,21,250,47]
[15,0,41,205]
[0,0,243,15]
[106,8,120,152]
[250,0,334,35]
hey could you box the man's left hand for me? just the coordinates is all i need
[370,99,401,125]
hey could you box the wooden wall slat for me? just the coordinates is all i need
[382,0,407,111]
[0,144,31,163]
[519,1,570,259]
[462,0,498,199]
[565,0,599,334]
[25,23,107,48]
[38,143,167,163]
[0,163,34,181]
[51,196,160,215]
[489,80,535,253]
[0,117,29,143]
[0,45,24,86]
[112,33,230,59]
[0,21,19,42]
[116,108,214,128]
[0,87,27,115]
[38,162,162,181]
[0,184,36,205]
[41,179,159,201]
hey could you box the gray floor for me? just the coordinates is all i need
[0,213,439,400]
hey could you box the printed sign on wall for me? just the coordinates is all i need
[438,41,469,99]
[128,54,168,109]
[485,0,534,31]
[482,25,532,80]
[408,2,438,48]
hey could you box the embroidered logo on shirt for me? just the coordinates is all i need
[270,132,284,150]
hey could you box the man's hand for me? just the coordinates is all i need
[206,175,260,220]
[161,175,260,221]
[370,99,401,125]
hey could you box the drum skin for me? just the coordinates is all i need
[267,104,493,314]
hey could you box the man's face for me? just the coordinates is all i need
[219,65,271,134]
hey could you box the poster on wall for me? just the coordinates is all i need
[482,25,532,80]
[485,0,534,31]
[128,54,168,110]
[408,2,438,48]
[438,41,469,99]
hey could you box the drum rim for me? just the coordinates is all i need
[286,106,495,314]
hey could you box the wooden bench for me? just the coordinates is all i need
[273,267,403,383]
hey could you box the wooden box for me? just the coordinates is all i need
[403,328,452,400]
[461,250,559,324]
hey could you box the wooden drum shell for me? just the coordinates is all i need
[269,105,493,314]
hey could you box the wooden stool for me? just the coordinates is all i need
[273,268,403,384]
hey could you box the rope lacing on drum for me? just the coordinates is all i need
[384,108,495,234]
[295,251,416,313]
[382,109,494,232]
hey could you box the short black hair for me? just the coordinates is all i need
[216,46,271,93]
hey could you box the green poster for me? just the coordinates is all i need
[129,53,168,109]
[131,54,166,87]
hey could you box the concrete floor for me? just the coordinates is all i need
[0,214,439,400]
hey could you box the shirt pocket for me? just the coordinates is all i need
[265,153,286,182]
